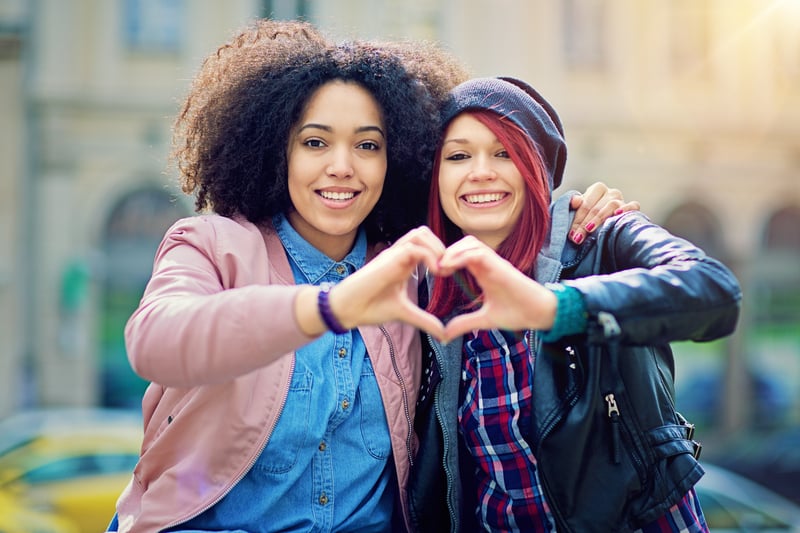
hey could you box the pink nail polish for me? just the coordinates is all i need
[614,208,624,216]
[574,233,584,244]
[585,222,596,232]
[568,230,576,241]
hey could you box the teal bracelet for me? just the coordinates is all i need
[539,283,587,342]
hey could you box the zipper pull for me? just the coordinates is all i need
[597,311,621,338]
[605,393,620,417]
[605,393,621,464]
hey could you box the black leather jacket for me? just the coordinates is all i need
[408,203,742,532]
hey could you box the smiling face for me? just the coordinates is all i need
[437,113,526,249]
[286,80,387,260]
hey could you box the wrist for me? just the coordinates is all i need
[539,283,587,342]
[318,282,349,334]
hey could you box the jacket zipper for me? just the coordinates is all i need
[163,357,296,530]
[597,312,648,477]
[427,333,460,533]
[381,325,414,468]
[533,338,582,533]
[605,392,622,464]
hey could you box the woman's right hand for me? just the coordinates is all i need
[436,235,558,341]
[295,226,447,340]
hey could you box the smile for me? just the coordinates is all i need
[319,190,357,201]
[463,192,507,204]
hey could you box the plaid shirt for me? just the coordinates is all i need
[458,329,555,531]
[457,329,708,532]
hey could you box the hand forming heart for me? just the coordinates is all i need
[335,228,558,344]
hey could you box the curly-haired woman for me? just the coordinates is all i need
[106,19,460,532]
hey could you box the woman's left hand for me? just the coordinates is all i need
[437,235,557,341]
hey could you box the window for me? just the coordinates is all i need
[669,0,710,77]
[122,0,185,53]
[772,1,800,84]
[662,201,724,260]
[22,454,139,484]
[562,0,606,70]
[748,205,800,427]
[101,187,190,408]
[261,0,309,20]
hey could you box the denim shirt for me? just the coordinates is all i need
[169,214,394,532]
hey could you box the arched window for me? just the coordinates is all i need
[746,205,800,427]
[753,205,800,323]
[763,205,800,250]
[99,187,189,407]
[661,202,732,429]
[662,201,725,261]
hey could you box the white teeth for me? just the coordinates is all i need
[320,191,355,201]
[465,193,504,204]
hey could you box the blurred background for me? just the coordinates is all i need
[0,0,798,531]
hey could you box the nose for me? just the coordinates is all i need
[467,155,497,181]
[326,148,354,179]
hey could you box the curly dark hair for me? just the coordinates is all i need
[171,18,458,243]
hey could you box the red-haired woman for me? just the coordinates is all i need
[408,77,742,532]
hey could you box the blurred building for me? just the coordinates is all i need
[1,0,798,438]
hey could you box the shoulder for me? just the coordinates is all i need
[163,214,265,246]
[156,214,274,263]
[593,210,667,247]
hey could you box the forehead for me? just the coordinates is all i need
[299,80,384,129]
[443,113,498,142]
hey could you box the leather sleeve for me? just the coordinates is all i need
[562,211,742,345]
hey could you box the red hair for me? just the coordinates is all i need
[427,109,551,318]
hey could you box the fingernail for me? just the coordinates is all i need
[573,233,584,244]
[568,230,576,242]
[614,208,624,216]
[585,222,596,232]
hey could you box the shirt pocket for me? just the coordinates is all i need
[357,357,392,460]
[258,366,314,474]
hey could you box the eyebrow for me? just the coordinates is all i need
[298,123,385,137]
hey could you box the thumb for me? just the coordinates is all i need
[399,301,446,341]
[443,311,486,342]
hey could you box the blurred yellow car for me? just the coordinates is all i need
[0,408,142,533]
[0,490,79,533]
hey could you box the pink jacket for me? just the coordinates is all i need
[114,215,422,532]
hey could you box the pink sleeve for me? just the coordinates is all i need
[124,216,315,387]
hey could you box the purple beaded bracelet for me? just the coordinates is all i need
[318,282,348,334]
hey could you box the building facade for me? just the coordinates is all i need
[1,0,798,438]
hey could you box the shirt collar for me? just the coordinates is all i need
[273,213,367,284]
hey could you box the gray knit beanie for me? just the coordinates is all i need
[440,77,567,193]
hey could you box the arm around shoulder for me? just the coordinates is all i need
[563,212,742,345]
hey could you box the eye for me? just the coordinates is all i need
[444,152,470,161]
[357,140,381,151]
[496,149,510,159]
[303,138,327,148]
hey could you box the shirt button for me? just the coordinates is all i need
[319,492,328,505]
[318,441,326,452]
[341,398,350,410]
[338,347,347,358]
[335,264,346,275]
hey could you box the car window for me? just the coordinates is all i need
[698,490,792,530]
[20,453,138,484]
